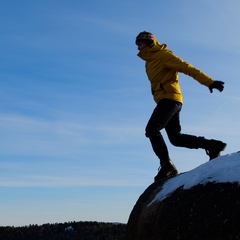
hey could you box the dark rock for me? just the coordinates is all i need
[125,152,240,240]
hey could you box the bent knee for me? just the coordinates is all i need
[145,124,164,138]
[168,136,181,146]
[145,127,159,138]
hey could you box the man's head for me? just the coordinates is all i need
[135,31,155,47]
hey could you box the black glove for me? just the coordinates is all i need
[209,81,225,93]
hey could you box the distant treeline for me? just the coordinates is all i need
[0,221,126,240]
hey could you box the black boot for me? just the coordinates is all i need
[198,137,227,160]
[154,159,178,182]
[205,140,227,160]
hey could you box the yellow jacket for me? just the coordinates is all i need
[137,39,214,104]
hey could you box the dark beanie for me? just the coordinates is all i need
[135,31,155,46]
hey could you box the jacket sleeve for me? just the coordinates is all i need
[163,51,214,87]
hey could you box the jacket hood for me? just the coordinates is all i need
[152,39,167,50]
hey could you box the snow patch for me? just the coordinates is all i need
[148,152,240,205]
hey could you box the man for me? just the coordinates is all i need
[135,31,226,181]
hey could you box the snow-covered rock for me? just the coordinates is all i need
[125,152,240,240]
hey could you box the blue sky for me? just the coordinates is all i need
[1,0,240,226]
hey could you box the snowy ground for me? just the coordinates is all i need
[149,151,240,204]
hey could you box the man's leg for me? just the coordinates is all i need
[145,99,181,181]
[165,107,227,160]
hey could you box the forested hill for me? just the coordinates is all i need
[0,221,126,240]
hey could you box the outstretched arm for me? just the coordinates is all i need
[163,51,224,92]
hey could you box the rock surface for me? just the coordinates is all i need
[125,152,240,240]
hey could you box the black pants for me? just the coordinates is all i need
[145,98,201,161]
